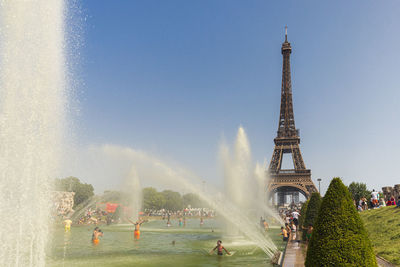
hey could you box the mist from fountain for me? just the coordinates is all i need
[0,1,67,266]
[220,127,283,236]
[81,143,278,257]
[123,166,142,222]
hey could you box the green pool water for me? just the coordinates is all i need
[47,219,285,267]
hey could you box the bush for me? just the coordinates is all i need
[298,199,309,230]
[302,192,321,241]
[305,178,377,267]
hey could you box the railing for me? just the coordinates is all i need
[276,169,310,174]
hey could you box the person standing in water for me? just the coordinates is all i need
[210,240,231,255]
[128,218,148,240]
[63,217,72,232]
[92,227,103,245]
[263,220,269,232]
[200,217,204,227]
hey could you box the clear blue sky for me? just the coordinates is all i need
[72,0,400,194]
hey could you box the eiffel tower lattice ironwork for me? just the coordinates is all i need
[267,27,317,205]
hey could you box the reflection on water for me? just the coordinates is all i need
[48,219,285,267]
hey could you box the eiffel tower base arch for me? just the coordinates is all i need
[267,171,318,207]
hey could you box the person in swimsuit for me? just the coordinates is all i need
[63,218,72,232]
[210,240,231,256]
[200,217,204,226]
[92,227,103,245]
[128,218,148,240]
[179,218,183,227]
[263,220,269,232]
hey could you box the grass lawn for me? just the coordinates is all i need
[360,206,400,265]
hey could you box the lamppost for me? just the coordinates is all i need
[317,178,322,193]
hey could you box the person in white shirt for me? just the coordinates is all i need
[291,210,300,226]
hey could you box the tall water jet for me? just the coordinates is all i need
[0,1,67,266]
[123,166,142,222]
[220,127,283,235]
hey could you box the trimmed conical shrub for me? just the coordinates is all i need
[302,192,321,241]
[298,199,309,230]
[305,178,377,267]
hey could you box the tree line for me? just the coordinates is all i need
[55,177,207,211]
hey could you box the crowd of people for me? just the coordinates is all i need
[278,209,311,243]
[145,208,215,218]
[356,189,400,211]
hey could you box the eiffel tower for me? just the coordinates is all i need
[268,27,317,206]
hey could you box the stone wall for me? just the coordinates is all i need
[381,185,400,201]
[52,191,75,216]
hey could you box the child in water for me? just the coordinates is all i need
[210,240,231,256]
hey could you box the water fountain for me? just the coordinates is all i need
[220,127,283,236]
[74,136,280,258]
[123,166,142,222]
[0,1,67,266]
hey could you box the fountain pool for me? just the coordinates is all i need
[48,219,285,267]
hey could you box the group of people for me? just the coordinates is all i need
[279,209,313,243]
[357,189,400,211]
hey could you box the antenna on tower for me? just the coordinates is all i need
[285,25,288,42]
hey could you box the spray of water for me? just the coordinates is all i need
[123,166,142,222]
[79,143,278,257]
[0,1,67,266]
[220,127,283,233]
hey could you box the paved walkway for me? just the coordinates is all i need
[377,256,397,267]
[282,238,305,267]
[281,237,395,267]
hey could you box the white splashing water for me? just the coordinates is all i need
[0,1,67,266]
[81,144,278,257]
[124,166,142,222]
[220,127,283,236]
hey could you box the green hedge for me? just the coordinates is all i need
[302,192,321,241]
[305,178,377,267]
[298,199,309,230]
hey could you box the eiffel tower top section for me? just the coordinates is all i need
[277,26,298,140]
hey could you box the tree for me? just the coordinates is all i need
[348,182,371,205]
[161,190,183,211]
[305,178,377,267]
[55,177,94,208]
[142,187,165,210]
[302,192,321,241]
